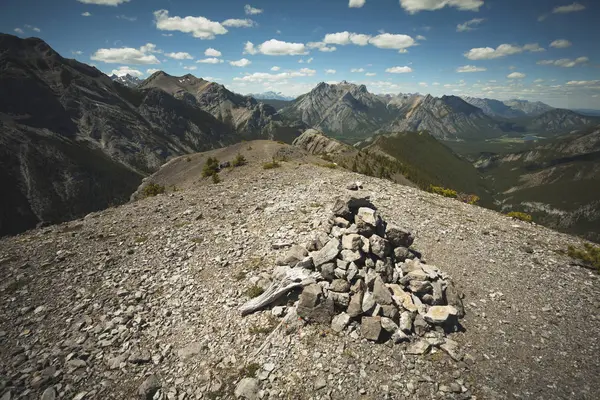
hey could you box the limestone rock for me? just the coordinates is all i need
[424,306,458,325]
[407,339,431,355]
[369,235,391,258]
[342,234,363,251]
[312,238,340,267]
[331,313,351,332]
[347,290,364,318]
[297,284,335,324]
[361,316,382,341]
[372,276,393,305]
[235,378,259,399]
[386,225,414,248]
[138,375,161,400]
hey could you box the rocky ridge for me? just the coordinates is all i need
[0,160,598,400]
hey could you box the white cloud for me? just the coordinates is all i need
[244,39,308,56]
[233,68,316,82]
[153,10,228,40]
[349,0,366,7]
[465,43,544,60]
[566,80,600,86]
[550,39,572,48]
[111,66,143,77]
[165,52,193,60]
[82,12,92,17]
[399,0,483,13]
[456,18,485,32]
[351,68,365,73]
[533,79,544,83]
[72,50,83,55]
[230,58,252,67]
[386,66,413,73]
[537,57,588,67]
[116,15,137,22]
[91,43,161,64]
[419,82,428,87]
[553,2,585,13]
[306,57,314,64]
[244,4,263,15]
[325,69,336,74]
[14,28,24,34]
[183,66,197,71]
[323,32,371,46]
[196,58,224,64]
[457,65,487,73]
[222,19,255,28]
[205,48,222,57]
[368,33,416,52]
[307,41,337,52]
[298,59,304,63]
[507,72,526,79]
[24,24,41,32]
[416,35,426,40]
[77,0,130,5]
[271,66,280,71]
[147,69,160,75]
[432,82,440,86]
[366,72,377,76]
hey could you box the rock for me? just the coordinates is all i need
[282,245,308,265]
[235,378,259,399]
[381,304,399,320]
[369,235,391,258]
[399,311,413,334]
[361,291,376,314]
[331,313,351,332]
[314,376,327,391]
[129,349,152,364]
[391,329,410,343]
[388,284,418,312]
[361,316,382,341]
[386,225,414,248]
[347,262,359,281]
[440,339,463,361]
[409,280,433,294]
[413,314,429,336]
[296,257,315,270]
[355,207,380,236]
[297,284,335,324]
[271,306,285,317]
[444,281,465,318]
[329,291,350,308]
[334,267,348,279]
[399,269,429,285]
[319,263,336,281]
[138,375,161,400]
[108,354,127,370]
[41,387,56,400]
[372,276,393,305]
[178,342,204,360]
[407,339,431,355]
[375,258,394,283]
[340,249,362,263]
[341,234,362,251]
[347,291,364,318]
[334,217,350,228]
[380,317,399,333]
[423,306,458,325]
[312,239,340,267]
[393,246,411,261]
[431,280,444,305]
[0,391,11,400]
[336,259,349,270]
[330,279,351,292]
[346,182,362,191]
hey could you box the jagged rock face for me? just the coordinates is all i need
[110,73,142,88]
[0,34,233,235]
[280,81,393,137]
[387,95,503,140]
[527,109,596,134]
[503,99,554,116]
[139,72,280,136]
[461,96,527,118]
[292,129,351,154]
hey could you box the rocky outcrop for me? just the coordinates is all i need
[292,129,351,155]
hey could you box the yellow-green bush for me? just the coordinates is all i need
[429,185,458,199]
[142,183,165,197]
[232,153,247,167]
[507,211,532,222]
[262,160,280,169]
[567,243,600,272]
[212,173,221,184]
[202,157,219,177]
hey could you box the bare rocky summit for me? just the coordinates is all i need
[1,156,599,400]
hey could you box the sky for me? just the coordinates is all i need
[1,0,599,109]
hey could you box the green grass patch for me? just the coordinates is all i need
[202,157,220,178]
[262,160,281,169]
[567,243,600,272]
[245,285,264,298]
[429,185,458,199]
[507,211,533,222]
[143,183,165,197]
[232,153,247,167]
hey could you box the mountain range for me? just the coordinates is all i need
[247,91,296,101]
[110,73,142,88]
[1,33,599,241]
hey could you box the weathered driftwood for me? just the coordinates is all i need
[239,266,320,316]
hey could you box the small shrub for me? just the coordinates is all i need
[322,163,337,169]
[321,154,333,162]
[234,271,246,281]
[458,193,480,205]
[212,173,221,184]
[242,363,261,378]
[232,153,247,167]
[246,285,264,298]
[429,185,458,199]
[507,211,532,222]
[276,140,285,144]
[202,157,219,177]
[262,160,280,169]
[186,157,191,162]
[143,183,165,197]
[567,243,600,272]
[247,145,253,150]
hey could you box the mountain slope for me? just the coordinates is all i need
[279,81,393,140]
[386,95,506,140]
[139,72,281,136]
[110,73,142,88]
[461,96,527,118]
[475,125,600,241]
[0,34,235,235]
[248,91,295,101]
[503,99,554,116]
[524,109,598,135]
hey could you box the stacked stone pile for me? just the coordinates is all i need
[274,196,465,353]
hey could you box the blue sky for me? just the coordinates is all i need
[2,0,599,108]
